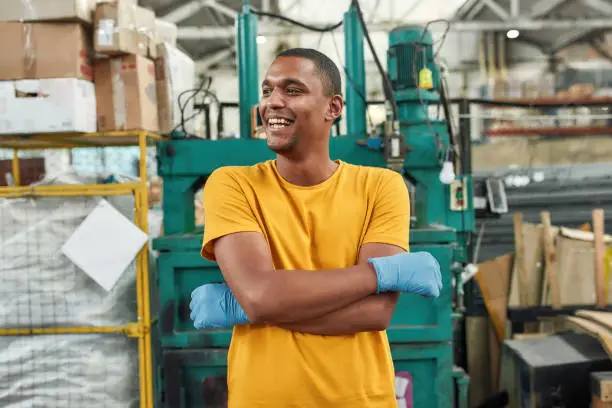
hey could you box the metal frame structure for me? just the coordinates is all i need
[455,0,612,54]
[0,130,162,408]
[156,0,612,70]
[231,1,370,142]
[169,0,612,35]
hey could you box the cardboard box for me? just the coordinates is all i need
[156,19,178,46]
[155,43,195,135]
[594,395,612,408]
[0,22,92,81]
[94,2,155,58]
[0,78,97,134]
[149,19,178,58]
[96,0,137,5]
[0,0,96,24]
[592,372,612,402]
[94,54,159,132]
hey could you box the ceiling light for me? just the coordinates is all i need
[506,29,519,39]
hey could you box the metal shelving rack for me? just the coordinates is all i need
[473,97,612,137]
[454,97,612,327]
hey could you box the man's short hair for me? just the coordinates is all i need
[275,48,342,97]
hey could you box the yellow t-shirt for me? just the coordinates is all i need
[201,159,410,408]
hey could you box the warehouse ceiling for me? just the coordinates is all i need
[454,0,612,54]
[138,0,612,69]
[140,0,282,69]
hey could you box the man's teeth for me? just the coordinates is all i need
[268,118,293,128]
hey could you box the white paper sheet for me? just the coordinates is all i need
[61,199,149,291]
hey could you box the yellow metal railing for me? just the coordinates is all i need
[0,130,163,408]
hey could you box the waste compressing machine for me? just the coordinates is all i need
[151,1,507,406]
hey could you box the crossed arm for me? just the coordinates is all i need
[213,232,404,335]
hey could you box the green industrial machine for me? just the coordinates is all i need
[151,1,485,407]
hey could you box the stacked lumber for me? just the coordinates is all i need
[468,209,612,406]
[509,210,612,311]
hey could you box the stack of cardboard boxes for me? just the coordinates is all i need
[0,0,195,136]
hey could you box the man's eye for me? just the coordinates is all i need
[286,88,299,94]
[262,89,271,96]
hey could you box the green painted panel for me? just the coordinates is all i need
[157,137,387,178]
[155,343,454,408]
[156,348,228,408]
[155,252,231,349]
[391,343,455,408]
[387,244,454,343]
[152,226,457,253]
[156,131,474,236]
[154,241,455,348]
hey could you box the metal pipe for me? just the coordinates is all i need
[11,150,20,186]
[510,0,520,17]
[343,3,367,137]
[458,99,472,177]
[178,19,612,39]
[237,4,259,139]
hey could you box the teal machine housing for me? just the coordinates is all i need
[151,2,474,407]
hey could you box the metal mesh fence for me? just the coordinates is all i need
[0,194,139,329]
[70,147,158,178]
[0,178,155,407]
[0,333,139,408]
[0,131,160,408]
[0,146,158,184]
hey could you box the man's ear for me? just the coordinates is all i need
[325,95,344,122]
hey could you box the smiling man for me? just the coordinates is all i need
[189,48,442,407]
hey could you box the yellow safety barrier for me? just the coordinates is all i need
[0,130,162,408]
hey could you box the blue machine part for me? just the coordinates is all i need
[383,24,475,247]
[344,3,367,137]
[388,26,440,95]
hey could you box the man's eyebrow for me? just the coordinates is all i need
[283,78,308,88]
[261,78,308,88]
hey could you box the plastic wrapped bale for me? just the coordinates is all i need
[0,184,138,328]
[0,333,139,408]
[0,172,155,407]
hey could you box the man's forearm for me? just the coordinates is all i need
[275,292,399,335]
[243,264,379,324]
[213,232,385,327]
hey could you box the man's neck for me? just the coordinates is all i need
[275,154,339,187]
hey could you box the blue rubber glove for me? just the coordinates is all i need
[368,252,442,297]
[189,283,250,329]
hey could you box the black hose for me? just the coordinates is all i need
[350,0,399,123]
[439,74,456,152]
[249,9,342,32]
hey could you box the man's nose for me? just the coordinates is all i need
[265,89,285,108]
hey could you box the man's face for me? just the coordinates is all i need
[258,56,342,155]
